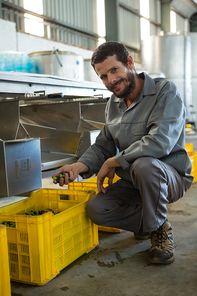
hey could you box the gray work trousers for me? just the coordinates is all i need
[86,157,186,233]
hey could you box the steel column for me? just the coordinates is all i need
[0,0,2,18]
[105,0,119,41]
[161,0,172,32]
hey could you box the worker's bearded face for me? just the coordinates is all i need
[108,70,136,98]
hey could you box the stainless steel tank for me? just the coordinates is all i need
[84,59,101,83]
[29,50,84,80]
[141,34,192,120]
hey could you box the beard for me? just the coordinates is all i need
[109,71,136,98]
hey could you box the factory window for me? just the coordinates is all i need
[170,11,176,33]
[140,0,150,40]
[190,13,197,32]
[140,18,150,40]
[140,0,149,19]
[23,0,44,37]
[97,0,106,45]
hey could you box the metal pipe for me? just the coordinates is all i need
[53,49,63,68]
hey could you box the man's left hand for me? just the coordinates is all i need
[97,157,120,193]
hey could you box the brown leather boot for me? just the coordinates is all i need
[149,219,175,264]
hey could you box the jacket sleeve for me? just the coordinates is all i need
[77,125,117,178]
[115,81,186,169]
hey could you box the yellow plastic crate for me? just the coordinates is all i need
[0,188,98,286]
[185,143,194,152]
[84,174,120,183]
[188,151,197,183]
[69,175,122,233]
[0,225,11,296]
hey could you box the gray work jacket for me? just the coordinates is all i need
[78,72,193,191]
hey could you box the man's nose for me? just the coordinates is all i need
[108,74,116,85]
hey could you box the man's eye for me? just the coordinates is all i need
[112,68,117,72]
[101,75,107,80]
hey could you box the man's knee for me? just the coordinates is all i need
[86,196,104,225]
[131,157,157,179]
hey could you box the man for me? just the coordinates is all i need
[52,41,193,264]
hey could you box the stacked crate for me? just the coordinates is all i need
[185,143,197,183]
[69,174,122,233]
[0,189,98,286]
[0,224,11,296]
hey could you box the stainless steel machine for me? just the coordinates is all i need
[0,72,111,197]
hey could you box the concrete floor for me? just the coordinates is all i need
[9,134,197,296]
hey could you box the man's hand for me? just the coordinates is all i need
[52,162,88,186]
[97,157,120,193]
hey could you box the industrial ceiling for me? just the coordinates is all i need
[172,0,197,18]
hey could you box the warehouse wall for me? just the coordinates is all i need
[2,0,99,51]
[42,0,98,34]
[0,19,17,51]
[119,2,141,62]
[115,0,161,63]
[0,18,100,82]
[16,32,93,59]
[0,18,93,58]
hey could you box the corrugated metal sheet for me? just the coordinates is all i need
[119,0,139,10]
[47,24,97,49]
[149,0,161,35]
[156,0,161,24]
[119,5,140,48]
[128,49,140,64]
[176,13,186,33]
[119,5,141,62]
[43,0,97,34]
[119,0,161,47]
[2,0,99,50]
[149,0,161,23]
[41,0,98,49]
[150,22,160,36]
[3,0,23,6]
[172,0,197,18]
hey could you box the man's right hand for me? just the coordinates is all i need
[52,162,89,186]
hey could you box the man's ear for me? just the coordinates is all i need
[127,55,134,70]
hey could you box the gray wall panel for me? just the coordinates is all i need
[149,0,161,23]
[3,0,23,5]
[42,0,97,34]
[176,13,186,33]
[120,0,139,10]
[150,22,160,35]
[41,0,98,49]
[119,7,140,50]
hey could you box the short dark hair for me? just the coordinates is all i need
[91,41,129,69]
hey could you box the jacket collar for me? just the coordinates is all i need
[113,72,156,103]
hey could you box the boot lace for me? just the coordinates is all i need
[151,225,173,249]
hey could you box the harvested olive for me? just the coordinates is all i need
[2,221,16,228]
[19,209,59,216]
[53,172,70,183]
